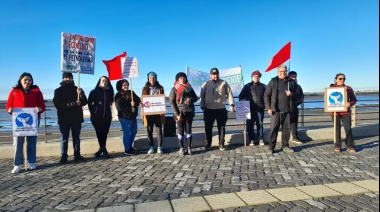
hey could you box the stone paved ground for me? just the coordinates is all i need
[0,136,378,211]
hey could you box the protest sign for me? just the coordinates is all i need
[235,101,251,120]
[12,108,38,136]
[141,94,167,115]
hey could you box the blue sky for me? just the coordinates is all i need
[0,0,378,100]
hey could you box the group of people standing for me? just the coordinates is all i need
[6,66,357,173]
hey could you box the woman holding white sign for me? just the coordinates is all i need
[6,72,46,174]
[169,72,198,156]
[141,72,165,154]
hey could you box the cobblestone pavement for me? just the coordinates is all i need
[0,136,378,211]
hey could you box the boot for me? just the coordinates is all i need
[187,136,193,155]
[59,154,68,163]
[102,147,110,158]
[94,148,103,157]
[74,152,85,161]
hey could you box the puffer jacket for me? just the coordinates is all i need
[238,81,266,112]
[53,82,87,125]
[115,90,141,120]
[169,86,198,117]
[6,85,46,119]
[88,86,114,122]
[329,84,357,116]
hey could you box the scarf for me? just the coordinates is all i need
[174,81,192,103]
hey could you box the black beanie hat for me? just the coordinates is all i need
[175,72,187,81]
[62,72,74,79]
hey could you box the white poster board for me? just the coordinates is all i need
[122,57,139,78]
[12,108,38,136]
[61,32,96,74]
[235,101,251,120]
[324,87,348,112]
[141,94,167,115]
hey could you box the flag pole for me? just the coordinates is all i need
[77,72,81,101]
[288,60,291,90]
[240,65,247,147]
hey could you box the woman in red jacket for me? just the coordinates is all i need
[330,73,357,153]
[6,72,46,173]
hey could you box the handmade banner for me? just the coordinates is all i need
[235,101,251,120]
[141,94,167,115]
[186,67,210,96]
[12,108,38,136]
[122,57,139,78]
[61,32,96,74]
[324,87,348,112]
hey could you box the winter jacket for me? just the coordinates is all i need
[115,90,141,120]
[6,85,46,119]
[264,76,302,112]
[329,84,357,116]
[88,86,114,122]
[141,83,165,126]
[238,81,266,112]
[169,86,198,117]
[294,83,304,107]
[199,79,235,110]
[53,82,88,125]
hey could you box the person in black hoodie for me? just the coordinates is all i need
[53,72,88,163]
[169,72,198,156]
[115,79,141,155]
[88,76,114,158]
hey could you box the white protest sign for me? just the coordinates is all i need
[141,94,167,115]
[235,101,251,120]
[61,32,96,74]
[324,87,348,112]
[122,57,139,78]
[12,108,38,136]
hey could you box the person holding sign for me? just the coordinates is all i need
[238,70,266,146]
[53,72,88,163]
[330,73,357,153]
[6,72,46,174]
[88,76,115,158]
[200,68,235,151]
[141,72,165,154]
[115,79,141,156]
[169,72,198,156]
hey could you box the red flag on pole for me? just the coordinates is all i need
[102,52,127,80]
[264,42,291,72]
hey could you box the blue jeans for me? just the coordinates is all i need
[246,110,264,142]
[13,119,40,166]
[119,118,137,151]
[59,123,82,156]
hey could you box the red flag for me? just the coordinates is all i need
[102,52,127,80]
[264,42,291,72]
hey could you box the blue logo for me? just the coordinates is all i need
[15,113,33,127]
[328,91,343,104]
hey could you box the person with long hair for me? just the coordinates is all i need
[88,76,114,158]
[141,72,165,154]
[169,72,198,156]
[115,79,141,155]
[6,72,46,173]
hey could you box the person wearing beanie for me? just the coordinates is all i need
[238,70,266,146]
[200,67,235,151]
[141,72,165,154]
[53,72,88,163]
[288,71,304,144]
[88,76,115,158]
[115,79,141,156]
[169,72,198,156]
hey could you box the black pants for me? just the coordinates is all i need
[91,118,111,148]
[146,115,163,147]
[204,109,228,147]
[331,115,355,148]
[290,108,299,138]
[269,112,291,149]
[177,115,193,148]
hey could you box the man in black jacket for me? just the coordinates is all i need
[264,65,302,154]
[288,71,304,144]
[238,70,266,146]
[53,72,88,163]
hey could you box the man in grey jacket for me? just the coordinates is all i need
[200,68,235,151]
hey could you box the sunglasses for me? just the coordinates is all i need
[337,78,346,80]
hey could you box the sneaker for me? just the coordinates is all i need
[335,147,341,153]
[74,155,85,161]
[205,145,211,151]
[28,163,36,170]
[291,138,303,145]
[11,165,22,174]
[157,147,163,154]
[282,147,294,153]
[147,147,154,154]
[348,147,356,153]
[178,148,184,156]
[259,139,265,146]
[249,140,254,146]
[124,149,135,156]
[59,156,68,164]
[94,148,103,157]
[187,147,192,155]
[219,144,225,151]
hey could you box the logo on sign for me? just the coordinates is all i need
[328,92,343,104]
[15,113,33,127]
[143,102,151,108]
